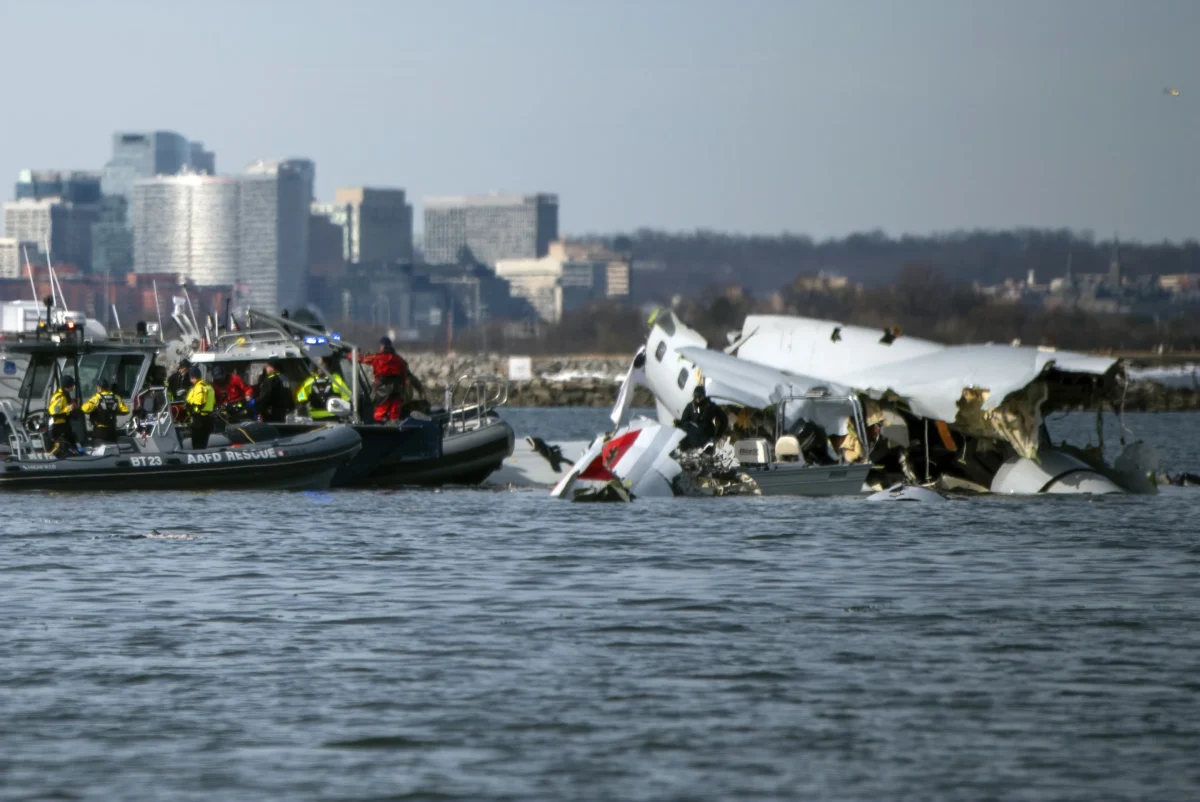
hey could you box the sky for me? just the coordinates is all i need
[1,0,1197,241]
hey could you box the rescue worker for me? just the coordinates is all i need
[296,366,352,420]
[81,378,130,443]
[47,375,80,457]
[357,337,408,422]
[185,365,216,449]
[211,365,250,422]
[254,359,292,423]
[674,385,729,449]
[167,358,192,401]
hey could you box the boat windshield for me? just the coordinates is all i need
[17,356,55,401]
[76,353,146,397]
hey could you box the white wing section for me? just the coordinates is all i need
[675,346,857,436]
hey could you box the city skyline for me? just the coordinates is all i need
[1,0,1198,242]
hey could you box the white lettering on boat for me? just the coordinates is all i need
[186,449,282,465]
[130,456,163,468]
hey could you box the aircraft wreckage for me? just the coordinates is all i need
[517,310,1166,501]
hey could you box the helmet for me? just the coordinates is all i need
[379,336,393,350]
[211,365,227,381]
[188,365,203,380]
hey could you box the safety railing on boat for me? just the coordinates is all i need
[773,388,873,465]
[0,398,52,461]
[444,373,509,432]
[128,387,177,442]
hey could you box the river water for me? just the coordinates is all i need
[2,409,1199,801]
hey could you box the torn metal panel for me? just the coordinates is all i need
[735,315,1119,459]
[551,419,684,501]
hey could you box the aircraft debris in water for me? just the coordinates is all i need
[520,309,1170,502]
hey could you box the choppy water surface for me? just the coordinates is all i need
[2,410,1200,801]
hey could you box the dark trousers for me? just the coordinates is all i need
[92,424,119,443]
[49,421,79,456]
[190,413,213,449]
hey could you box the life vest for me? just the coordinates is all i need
[186,380,216,414]
[88,392,122,429]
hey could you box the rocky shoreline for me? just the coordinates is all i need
[409,353,653,409]
[404,352,1200,411]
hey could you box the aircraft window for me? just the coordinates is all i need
[655,341,667,362]
[677,367,688,389]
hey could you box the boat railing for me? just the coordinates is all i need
[444,373,509,432]
[0,398,51,461]
[773,389,872,465]
[128,387,179,447]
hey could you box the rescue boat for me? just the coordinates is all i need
[0,332,361,491]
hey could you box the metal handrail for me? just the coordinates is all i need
[1,398,50,460]
[773,391,871,465]
[445,373,509,431]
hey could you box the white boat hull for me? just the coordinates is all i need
[745,462,872,497]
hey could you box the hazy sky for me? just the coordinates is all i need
[1,0,1197,240]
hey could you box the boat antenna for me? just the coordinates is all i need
[182,288,200,336]
[21,246,41,326]
[111,304,122,331]
[152,279,165,342]
[43,234,65,309]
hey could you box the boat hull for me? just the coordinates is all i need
[274,418,515,488]
[0,425,361,492]
[745,462,872,496]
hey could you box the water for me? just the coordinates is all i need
[2,410,1200,801]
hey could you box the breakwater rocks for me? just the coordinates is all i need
[403,352,1200,411]
[407,353,654,408]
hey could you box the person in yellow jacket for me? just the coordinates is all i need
[81,378,131,443]
[185,365,216,449]
[47,374,80,457]
[295,370,352,420]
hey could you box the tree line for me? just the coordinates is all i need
[595,228,1200,302]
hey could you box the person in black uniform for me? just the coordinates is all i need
[674,385,729,449]
[254,359,292,423]
[81,379,130,443]
[167,358,192,402]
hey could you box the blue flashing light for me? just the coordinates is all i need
[330,332,341,341]
[303,335,328,345]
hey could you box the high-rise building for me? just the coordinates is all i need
[423,193,558,266]
[189,142,216,175]
[15,170,102,204]
[333,187,414,264]
[239,159,313,313]
[131,175,240,286]
[2,197,99,272]
[0,237,44,279]
[102,131,193,200]
[91,196,134,275]
[130,159,313,312]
